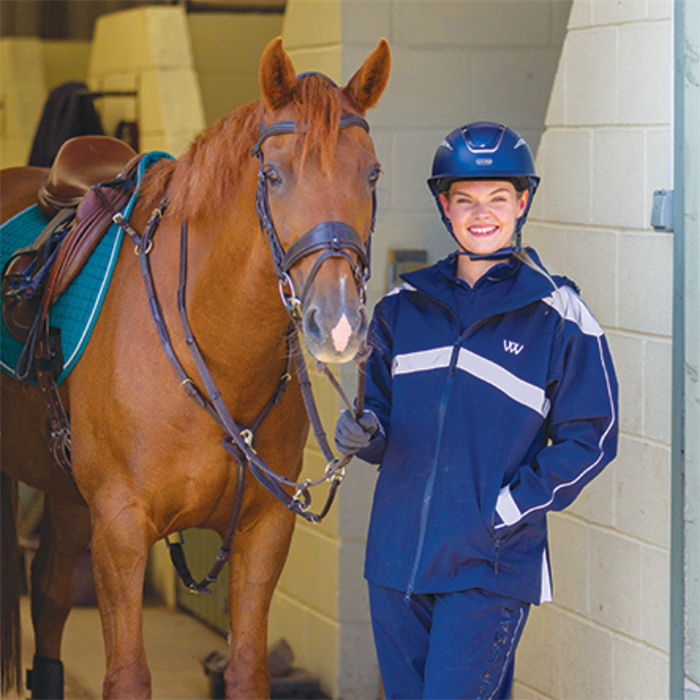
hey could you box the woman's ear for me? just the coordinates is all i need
[517,189,530,216]
[439,192,451,219]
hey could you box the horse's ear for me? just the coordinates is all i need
[342,38,391,114]
[260,37,296,110]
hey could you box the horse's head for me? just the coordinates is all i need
[255,38,391,363]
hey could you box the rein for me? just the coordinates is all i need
[109,109,374,593]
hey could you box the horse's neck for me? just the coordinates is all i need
[186,200,290,384]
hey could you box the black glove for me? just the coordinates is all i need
[334,409,381,456]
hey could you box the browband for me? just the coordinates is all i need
[251,114,370,157]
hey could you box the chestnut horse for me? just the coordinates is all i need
[1,37,390,698]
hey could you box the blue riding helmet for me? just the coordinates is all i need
[427,122,540,261]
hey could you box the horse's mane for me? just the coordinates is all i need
[142,75,343,222]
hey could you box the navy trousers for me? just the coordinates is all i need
[368,583,530,700]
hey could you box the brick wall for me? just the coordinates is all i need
[516,2,673,698]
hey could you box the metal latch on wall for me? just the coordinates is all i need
[387,249,428,292]
[651,189,674,232]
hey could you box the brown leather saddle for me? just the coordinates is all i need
[2,136,138,346]
[37,135,137,218]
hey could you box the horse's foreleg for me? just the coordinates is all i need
[29,495,91,700]
[89,495,153,699]
[225,504,296,700]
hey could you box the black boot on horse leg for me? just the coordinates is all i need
[28,496,90,700]
[27,656,64,700]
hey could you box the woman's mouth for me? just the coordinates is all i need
[468,225,499,237]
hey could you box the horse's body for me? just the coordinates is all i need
[1,38,390,699]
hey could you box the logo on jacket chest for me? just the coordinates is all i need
[503,339,524,355]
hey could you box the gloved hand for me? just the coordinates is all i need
[334,409,381,456]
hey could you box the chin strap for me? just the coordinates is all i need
[451,229,522,262]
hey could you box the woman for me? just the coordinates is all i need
[335,121,618,699]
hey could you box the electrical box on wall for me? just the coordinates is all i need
[387,249,428,291]
[651,189,674,232]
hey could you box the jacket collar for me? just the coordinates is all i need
[401,248,576,319]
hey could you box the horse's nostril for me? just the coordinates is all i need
[305,307,321,338]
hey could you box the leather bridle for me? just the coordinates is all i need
[251,113,376,320]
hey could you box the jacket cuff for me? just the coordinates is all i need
[495,486,522,527]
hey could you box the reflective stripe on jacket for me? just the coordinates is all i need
[358,250,618,604]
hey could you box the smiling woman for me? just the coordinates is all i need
[439,180,529,286]
[333,120,619,700]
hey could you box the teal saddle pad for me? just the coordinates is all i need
[0,151,173,386]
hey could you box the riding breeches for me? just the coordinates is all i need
[367,583,531,700]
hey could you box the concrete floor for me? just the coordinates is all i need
[5,597,230,700]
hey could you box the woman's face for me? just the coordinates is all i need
[439,180,528,257]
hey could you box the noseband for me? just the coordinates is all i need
[251,113,376,320]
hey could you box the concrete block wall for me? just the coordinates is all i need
[0,38,91,168]
[0,38,47,168]
[270,1,570,698]
[88,5,205,156]
[516,1,673,698]
[42,40,92,92]
[187,13,283,125]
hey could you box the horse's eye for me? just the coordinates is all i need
[368,166,381,186]
[264,167,282,186]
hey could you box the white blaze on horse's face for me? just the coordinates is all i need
[258,37,391,364]
[331,314,353,354]
[330,277,354,354]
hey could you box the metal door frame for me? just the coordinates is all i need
[671,1,699,697]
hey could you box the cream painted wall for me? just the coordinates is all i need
[515,2,673,698]
[0,38,46,168]
[271,1,570,698]
[188,13,283,124]
[42,40,92,91]
[88,5,205,157]
[0,37,91,168]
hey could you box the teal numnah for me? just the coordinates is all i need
[0,151,173,386]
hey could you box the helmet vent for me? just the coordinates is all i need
[462,123,505,154]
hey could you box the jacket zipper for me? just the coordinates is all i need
[404,339,460,601]
[402,291,500,601]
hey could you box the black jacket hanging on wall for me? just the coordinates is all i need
[28,81,105,168]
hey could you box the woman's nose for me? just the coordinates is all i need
[472,201,489,217]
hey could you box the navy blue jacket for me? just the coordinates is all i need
[358,250,618,605]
